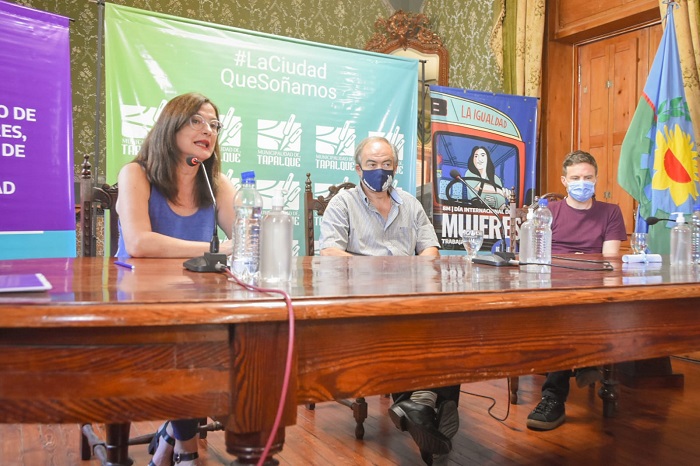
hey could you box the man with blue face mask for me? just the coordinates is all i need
[319,136,459,465]
[320,136,441,257]
[526,150,627,432]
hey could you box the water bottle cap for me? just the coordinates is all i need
[526,206,534,220]
[539,198,549,207]
[272,190,285,208]
[673,212,686,223]
[241,171,256,182]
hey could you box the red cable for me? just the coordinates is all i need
[217,265,295,466]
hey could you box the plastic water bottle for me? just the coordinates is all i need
[532,198,553,273]
[691,202,700,264]
[260,190,293,282]
[519,206,536,272]
[670,212,691,266]
[231,171,262,282]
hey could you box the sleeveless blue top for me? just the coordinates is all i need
[115,186,215,258]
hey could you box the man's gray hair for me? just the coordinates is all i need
[354,136,399,167]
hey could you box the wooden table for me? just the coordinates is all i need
[1,255,699,465]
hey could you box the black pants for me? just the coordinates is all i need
[541,370,572,402]
[170,419,199,441]
[392,385,461,407]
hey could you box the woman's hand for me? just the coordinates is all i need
[219,239,233,256]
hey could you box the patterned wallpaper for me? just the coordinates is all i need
[6,0,503,183]
[424,0,503,92]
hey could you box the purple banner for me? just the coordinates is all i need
[0,1,74,235]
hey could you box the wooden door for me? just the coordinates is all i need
[577,25,662,235]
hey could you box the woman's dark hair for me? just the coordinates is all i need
[134,92,221,207]
[467,145,496,183]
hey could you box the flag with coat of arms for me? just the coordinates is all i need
[617,1,699,255]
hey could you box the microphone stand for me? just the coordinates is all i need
[183,157,228,272]
[450,170,515,261]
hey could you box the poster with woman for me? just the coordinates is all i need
[430,86,538,253]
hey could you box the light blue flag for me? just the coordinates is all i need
[617,2,699,254]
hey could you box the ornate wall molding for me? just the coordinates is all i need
[364,10,449,85]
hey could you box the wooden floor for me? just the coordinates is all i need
[3,357,700,465]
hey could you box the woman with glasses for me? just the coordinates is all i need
[116,92,235,260]
[115,92,235,466]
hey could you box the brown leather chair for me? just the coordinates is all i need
[303,172,370,439]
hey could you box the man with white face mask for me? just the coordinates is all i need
[526,150,627,431]
[319,136,459,465]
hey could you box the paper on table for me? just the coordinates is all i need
[621,253,662,263]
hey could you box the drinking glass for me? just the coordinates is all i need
[461,229,484,262]
[631,232,648,254]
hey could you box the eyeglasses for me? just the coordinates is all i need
[189,114,223,134]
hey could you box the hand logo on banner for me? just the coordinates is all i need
[279,114,303,151]
[253,173,301,211]
[315,121,356,157]
[334,121,356,156]
[277,173,302,210]
[121,99,167,138]
[385,125,405,156]
[258,114,303,151]
[218,107,243,147]
[370,126,405,175]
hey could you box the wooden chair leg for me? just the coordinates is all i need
[81,422,133,466]
[197,417,208,439]
[509,376,519,404]
[81,419,224,466]
[128,419,223,445]
[338,397,367,439]
[303,397,367,438]
[599,363,618,418]
[351,397,368,440]
[198,418,225,437]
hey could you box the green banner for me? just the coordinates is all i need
[105,4,417,255]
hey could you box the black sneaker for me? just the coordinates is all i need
[526,396,565,430]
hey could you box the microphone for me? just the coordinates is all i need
[645,216,672,226]
[183,156,228,272]
[186,156,220,253]
[449,169,515,263]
